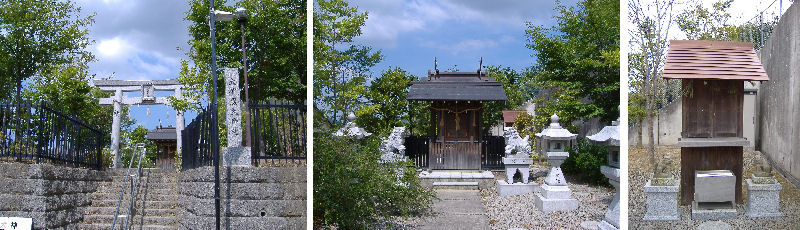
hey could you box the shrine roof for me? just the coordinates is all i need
[147,126,177,140]
[663,40,769,81]
[407,71,508,101]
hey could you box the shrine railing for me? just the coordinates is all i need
[404,135,505,170]
[181,107,213,170]
[249,99,306,166]
[0,101,104,170]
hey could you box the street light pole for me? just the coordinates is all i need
[208,1,221,229]
[236,8,252,147]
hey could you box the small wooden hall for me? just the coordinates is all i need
[662,40,769,205]
[405,70,508,170]
[146,126,178,169]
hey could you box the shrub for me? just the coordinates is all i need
[562,138,610,186]
[313,131,435,229]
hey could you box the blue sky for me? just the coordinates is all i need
[348,0,578,79]
[76,0,196,130]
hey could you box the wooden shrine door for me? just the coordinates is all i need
[429,101,482,170]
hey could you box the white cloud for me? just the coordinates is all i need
[96,37,130,58]
[421,37,512,55]
[352,0,566,49]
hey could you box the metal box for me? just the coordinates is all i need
[694,170,736,203]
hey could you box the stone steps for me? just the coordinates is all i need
[81,169,179,229]
[432,181,480,190]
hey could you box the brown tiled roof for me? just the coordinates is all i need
[502,110,526,123]
[663,40,769,81]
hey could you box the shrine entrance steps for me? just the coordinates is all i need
[419,170,496,190]
[417,189,490,229]
[80,168,179,230]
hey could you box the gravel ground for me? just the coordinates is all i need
[482,164,614,230]
[629,146,800,229]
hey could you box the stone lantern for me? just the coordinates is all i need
[333,113,372,139]
[496,127,537,197]
[534,114,578,212]
[588,117,620,229]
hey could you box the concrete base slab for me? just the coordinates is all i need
[597,220,618,230]
[534,193,578,212]
[579,220,600,230]
[691,202,737,220]
[697,221,732,230]
[223,147,251,166]
[496,180,538,197]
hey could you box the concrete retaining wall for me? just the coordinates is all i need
[0,163,110,229]
[628,99,682,146]
[757,2,800,188]
[178,166,306,229]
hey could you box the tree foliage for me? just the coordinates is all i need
[179,0,306,109]
[313,131,434,229]
[526,0,620,132]
[675,0,736,40]
[314,0,382,126]
[482,65,529,132]
[0,0,95,101]
[356,67,417,135]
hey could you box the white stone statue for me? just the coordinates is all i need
[504,127,531,158]
[333,113,372,139]
[380,127,408,164]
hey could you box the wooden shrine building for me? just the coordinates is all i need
[146,126,178,169]
[663,40,769,205]
[406,70,508,170]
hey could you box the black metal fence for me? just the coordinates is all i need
[249,100,306,166]
[405,136,430,168]
[481,135,505,170]
[0,101,104,170]
[404,135,505,170]
[181,107,213,170]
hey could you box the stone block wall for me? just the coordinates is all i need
[178,166,306,229]
[757,2,800,188]
[0,163,110,229]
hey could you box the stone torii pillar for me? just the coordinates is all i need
[95,79,187,168]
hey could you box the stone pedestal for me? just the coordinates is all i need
[223,146,252,166]
[599,166,619,229]
[746,179,782,218]
[534,152,578,212]
[497,157,538,197]
[643,180,679,221]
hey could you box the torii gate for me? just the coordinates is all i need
[94,79,186,168]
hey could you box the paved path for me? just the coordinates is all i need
[417,189,490,230]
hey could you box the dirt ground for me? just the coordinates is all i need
[629,146,800,229]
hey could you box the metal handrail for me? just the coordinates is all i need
[111,143,146,230]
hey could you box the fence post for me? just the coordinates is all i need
[36,102,45,164]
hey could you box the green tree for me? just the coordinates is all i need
[119,125,158,168]
[526,0,620,131]
[482,65,528,132]
[178,0,306,108]
[314,0,382,126]
[629,0,676,164]
[675,0,735,40]
[357,67,417,135]
[0,0,95,101]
